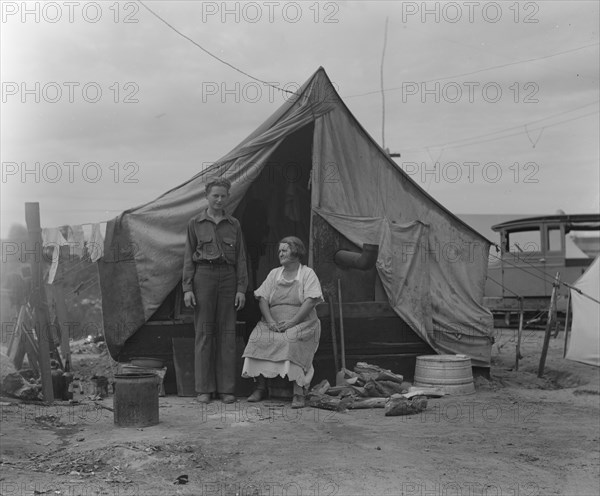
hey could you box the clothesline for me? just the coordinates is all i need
[41,222,107,284]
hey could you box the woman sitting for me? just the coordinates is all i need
[242,236,323,408]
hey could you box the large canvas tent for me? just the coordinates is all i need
[565,256,600,367]
[99,67,494,367]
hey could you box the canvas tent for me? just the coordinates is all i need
[98,67,494,367]
[565,256,600,367]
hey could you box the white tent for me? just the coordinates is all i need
[565,257,600,366]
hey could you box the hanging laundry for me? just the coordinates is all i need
[87,223,105,262]
[41,228,68,284]
[66,225,85,259]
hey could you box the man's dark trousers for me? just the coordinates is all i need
[193,264,237,395]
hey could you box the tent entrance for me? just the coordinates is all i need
[234,123,314,291]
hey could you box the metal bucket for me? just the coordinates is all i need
[113,373,159,427]
[414,354,475,395]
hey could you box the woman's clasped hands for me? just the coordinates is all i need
[266,319,295,333]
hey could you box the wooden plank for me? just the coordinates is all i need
[22,326,40,375]
[7,306,25,358]
[25,202,54,402]
[10,312,28,370]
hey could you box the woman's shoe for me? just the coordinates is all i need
[247,389,266,402]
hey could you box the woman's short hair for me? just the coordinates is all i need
[205,177,232,195]
[279,236,306,262]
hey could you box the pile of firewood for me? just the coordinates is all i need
[307,362,443,416]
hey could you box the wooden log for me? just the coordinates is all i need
[348,397,387,409]
[306,393,352,412]
[310,379,331,396]
[377,380,407,395]
[325,385,368,397]
[364,380,388,398]
[354,362,404,384]
[385,396,428,416]
[405,387,445,398]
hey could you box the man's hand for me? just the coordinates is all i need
[183,291,196,308]
[235,292,246,310]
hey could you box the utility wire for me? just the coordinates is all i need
[402,101,599,152]
[138,1,294,95]
[487,249,600,304]
[345,43,599,99]
[439,110,598,151]
[380,17,389,149]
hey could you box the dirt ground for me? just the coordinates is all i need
[1,329,599,496]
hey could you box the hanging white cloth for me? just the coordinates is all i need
[66,225,85,259]
[41,228,69,284]
[87,223,105,262]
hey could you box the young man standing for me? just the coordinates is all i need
[182,178,247,404]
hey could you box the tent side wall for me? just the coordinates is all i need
[311,99,493,366]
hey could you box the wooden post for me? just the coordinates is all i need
[25,202,54,402]
[563,291,572,358]
[51,284,72,371]
[538,272,560,378]
[515,298,524,371]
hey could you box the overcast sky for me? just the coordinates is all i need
[1,0,599,237]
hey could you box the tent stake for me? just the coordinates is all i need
[515,298,524,371]
[562,291,572,358]
[328,297,339,373]
[338,279,346,371]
